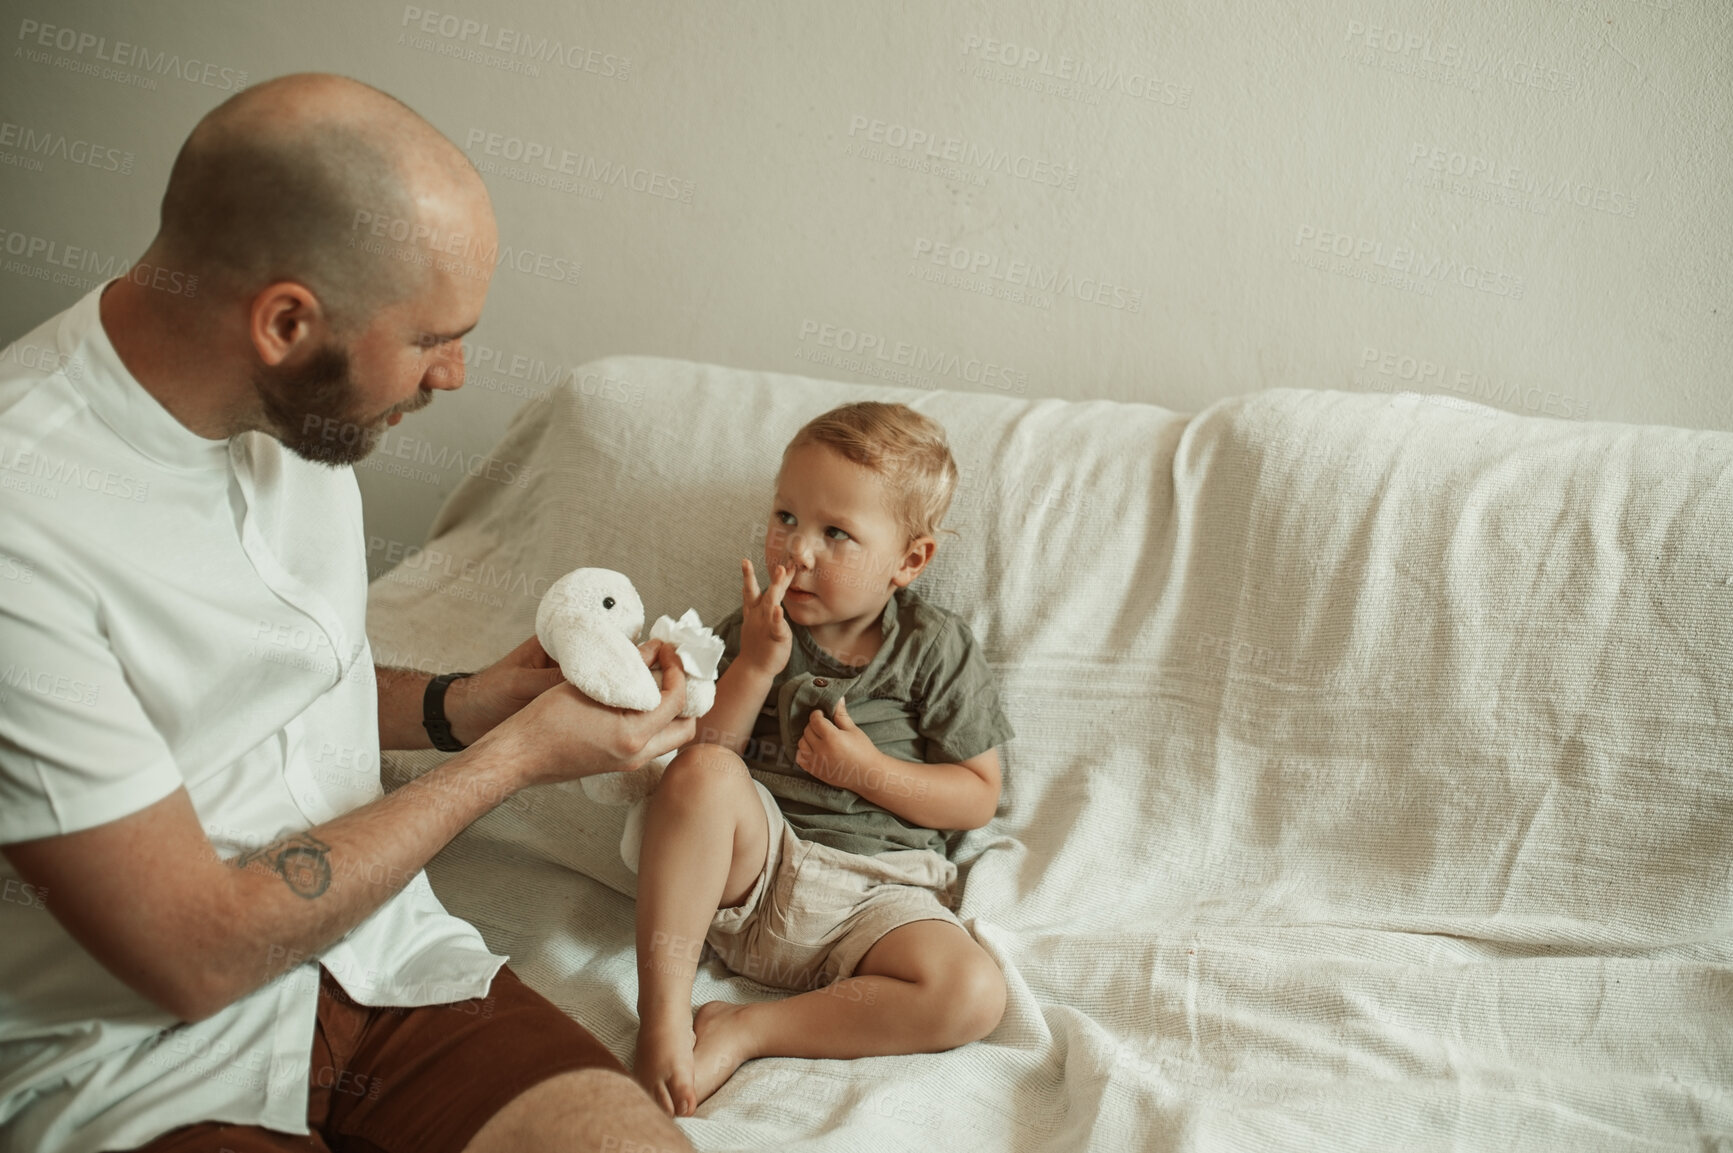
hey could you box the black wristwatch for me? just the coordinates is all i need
[423,671,474,752]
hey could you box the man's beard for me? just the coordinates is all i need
[252,343,418,467]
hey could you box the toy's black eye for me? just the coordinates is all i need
[602,597,616,609]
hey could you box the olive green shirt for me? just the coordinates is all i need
[711,585,1015,858]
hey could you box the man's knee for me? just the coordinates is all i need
[535,1068,695,1152]
[466,1067,694,1153]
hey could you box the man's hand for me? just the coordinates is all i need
[1,640,695,1026]
[480,639,696,790]
[738,558,794,678]
[445,633,568,747]
[795,697,880,790]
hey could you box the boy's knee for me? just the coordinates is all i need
[659,743,749,798]
[932,951,1006,1047]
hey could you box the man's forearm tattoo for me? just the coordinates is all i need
[235,831,333,899]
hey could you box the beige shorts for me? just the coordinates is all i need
[623,778,965,991]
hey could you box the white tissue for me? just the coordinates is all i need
[648,608,725,718]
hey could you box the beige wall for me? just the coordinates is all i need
[3,1,1728,571]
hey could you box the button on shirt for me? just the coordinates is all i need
[0,283,504,1153]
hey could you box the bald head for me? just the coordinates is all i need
[154,73,491,336]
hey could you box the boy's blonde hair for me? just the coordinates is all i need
[784,402,959,544]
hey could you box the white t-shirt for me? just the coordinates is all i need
[0,282,505,1152]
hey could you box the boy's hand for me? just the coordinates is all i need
[797,697,879,790]
[738,558,794,678]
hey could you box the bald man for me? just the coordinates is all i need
[0,74,696,1153]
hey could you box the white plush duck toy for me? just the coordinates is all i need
[534,567,724,806]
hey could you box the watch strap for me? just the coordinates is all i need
[423,671,474,752]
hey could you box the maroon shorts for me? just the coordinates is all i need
[130,963,626,1153]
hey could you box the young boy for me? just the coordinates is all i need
[627,401,1016,1117]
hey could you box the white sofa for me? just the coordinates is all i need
[365,356,1733,1152]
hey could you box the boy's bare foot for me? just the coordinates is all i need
[689,1000,759,1109]
[633,1012,698,1117]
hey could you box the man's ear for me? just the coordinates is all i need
[890,535,938,589]
[248,281,327,367]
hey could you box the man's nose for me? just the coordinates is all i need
[424,342,466,391]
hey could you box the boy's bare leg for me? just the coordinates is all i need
[686,919,1007,1108]
[633,743,770,1117]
